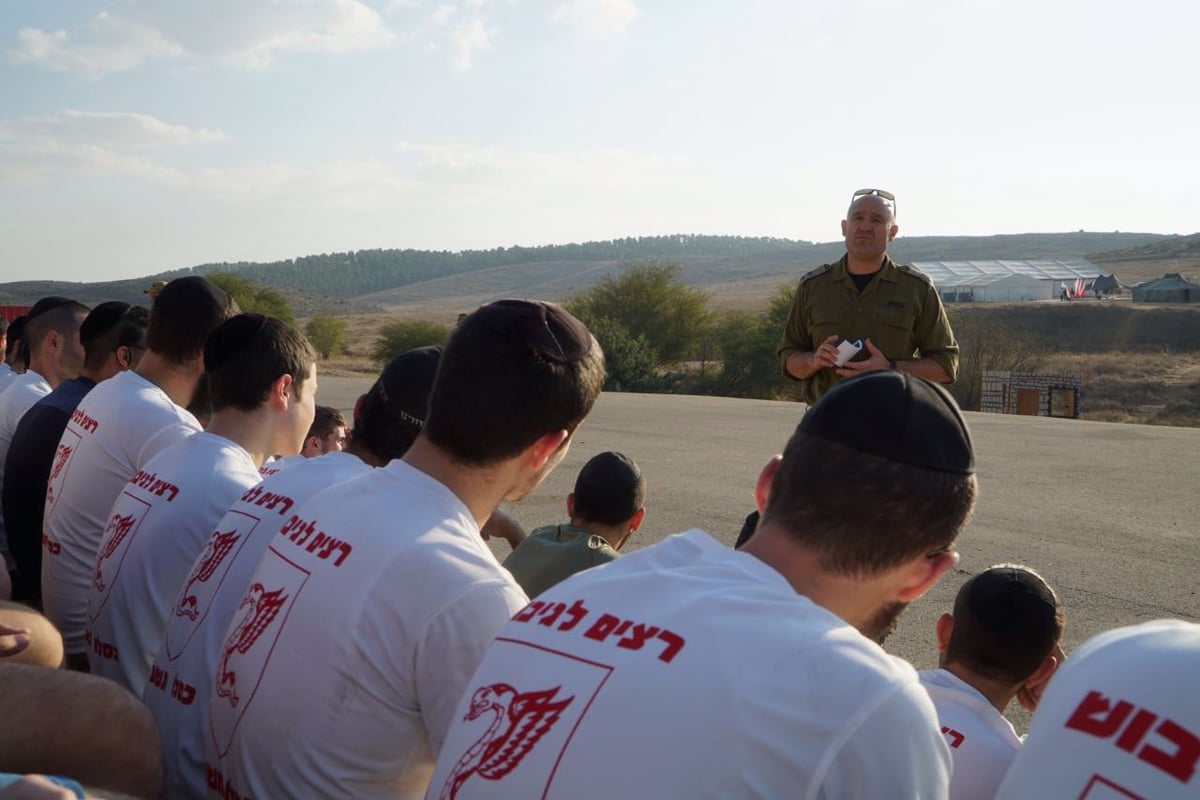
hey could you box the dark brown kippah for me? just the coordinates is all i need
[799,371,975,475]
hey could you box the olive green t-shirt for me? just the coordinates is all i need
[501,523,620,599]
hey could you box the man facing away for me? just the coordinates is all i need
[427,370,978,799]
[502,450,645,598]
[41,276,237,670]
[778,188,959,403]
[997,620,1200,799]
[148,346,441,800]
[205,300,605,800]
[4,302,148,606]
[86,313,317,694]
[919,564,1065,800]
[0,316,27,396]
[0,298,89,579]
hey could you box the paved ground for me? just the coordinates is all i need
[318,377,1200,729]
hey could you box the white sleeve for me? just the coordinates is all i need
[413,581,528,756]
[136,420,197,470]
[818,680,952,800]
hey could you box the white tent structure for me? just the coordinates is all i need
[912,259,1102,303]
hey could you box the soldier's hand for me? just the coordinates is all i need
[810,335,840,371]
[836,338,889,377]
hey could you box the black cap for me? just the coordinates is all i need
[7,316,26,341]
[574,451,645,521]
[799,371,974,475]
[474,299,593,364]
[966,565,1059,637]
[79,301,132,347]
[204,313,271,371]
[374,346,441,428]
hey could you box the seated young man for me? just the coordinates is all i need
[997,619,1200,800]
[919,564,1065,800]
[502,451,645,598]
[85,313,316,693]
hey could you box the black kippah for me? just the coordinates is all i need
[799,371,975,475]
[373,345,441,428]
[966,565,1058,636]
[473,299,593,364]
[79,301,132,347]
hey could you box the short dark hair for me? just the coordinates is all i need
[944,565,1065,687]
[146,277,239,365]
[23,298,90,360]
[5,317,25,359]
[762,432,977,575]
[204,314,316,412]
[572,452,646,525]
[308,406,347,440]
[424,300,605,465]
[82,303,149,371]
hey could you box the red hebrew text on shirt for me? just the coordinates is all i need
[129,468,181,503]
[239,485,296,517]
[941,726,965,749]
[1065,689,1200,784]
[277,513,352,567]
[70,407,99,434]
[512,598,686,664]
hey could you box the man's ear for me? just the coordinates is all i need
[935,613,954,652]
[896,550,959,603]
[566,493,576,518]
[841,219,849,237]
[271,374,295,410]
[753,455,783,515]
[889,223,900,242]
[527,429,568,472]
[1023,652,1059,692]
[628,507,645,532]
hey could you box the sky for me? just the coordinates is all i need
[1,0,1197,283]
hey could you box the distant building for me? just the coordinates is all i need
[912,259,1102,304]
[1130,273,1200,304]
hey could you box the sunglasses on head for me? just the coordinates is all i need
[852,188,896,216]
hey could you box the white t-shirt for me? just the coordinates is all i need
[42,369,201,656]
[87,432,262,694]
[145,451,372,800]
[0,363,13,392]
[997,619,1200,800]
[427,530,952,800]
[205,460,529,800]
[920,668,1022,800]
[0,368,50,566]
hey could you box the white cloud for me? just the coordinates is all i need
[550,0,641,35]
[0,110,227,148]
[448,16,491,69]
[9,0,395,76]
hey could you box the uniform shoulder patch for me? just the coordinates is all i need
[798,263,835,284]
[896,263,934,286]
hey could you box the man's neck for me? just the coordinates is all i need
[135,352,200,408]
[845,253,887,276]
[342,441,381,468]
[204,408,280,469]
[402,435,515,530]
[24,360,54,387]
[740,524,892,633]
[941,662,1018,714]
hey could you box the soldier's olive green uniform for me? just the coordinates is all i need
[777,255,959,404]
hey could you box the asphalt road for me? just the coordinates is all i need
[317,377,1200,728]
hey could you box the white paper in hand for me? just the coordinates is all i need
[833,339,863,367]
